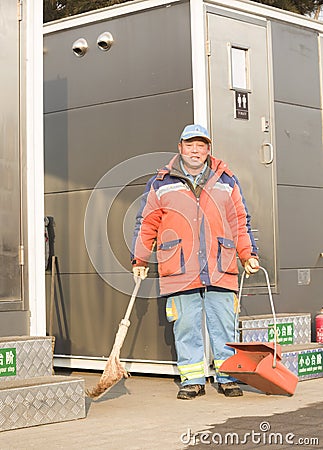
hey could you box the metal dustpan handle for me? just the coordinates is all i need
[236,266,278,368]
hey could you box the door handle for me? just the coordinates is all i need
[261,143,274,165]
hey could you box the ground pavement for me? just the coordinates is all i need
[1,370,322,449]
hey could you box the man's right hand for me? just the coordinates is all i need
[133,266,149,281]
[244,257,259,278]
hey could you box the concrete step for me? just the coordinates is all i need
[282,343,323,381]
[0,375,85,431]
[239,312,311,345]
[0,336,53,380]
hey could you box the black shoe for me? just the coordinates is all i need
[177,384,206,400]
[218,382,243,397]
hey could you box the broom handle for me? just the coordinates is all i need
[237,266,278,368]
[123,278,142,323]
[108,278,142,355]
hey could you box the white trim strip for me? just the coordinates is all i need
[44,0,182,34]
[54,355,179,375]
[27,0,46,335]
[54,355,216,376]
[205,0,323,32]
[190,0,209,127]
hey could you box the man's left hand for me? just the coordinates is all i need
[244,257,259,276]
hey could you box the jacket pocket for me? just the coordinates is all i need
[158,239,185,277]
[217,237,239,275]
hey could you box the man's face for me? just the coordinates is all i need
[178,137,210,172]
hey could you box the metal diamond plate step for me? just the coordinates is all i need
[282,344,323,381]
[0,375,85,431]
[0,336,53,380]
[239,313,311,345]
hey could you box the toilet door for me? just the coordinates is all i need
[207,12,276,291]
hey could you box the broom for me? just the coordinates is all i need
[86,278,142,399]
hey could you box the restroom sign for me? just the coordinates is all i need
[235,90,249,120]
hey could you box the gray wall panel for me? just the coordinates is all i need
[46,273,175,360]
[44,90,193,193]
[45,191,92,274]
[44,3,192,113]
[46,186,141,274]
[271,21,320,108]
[275,103,323,187]
[0,311,29,337]
[239,268,323,334]
[45,186,160,275]
[277,185,323,269]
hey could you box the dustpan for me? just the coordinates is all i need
[220,267,298,395]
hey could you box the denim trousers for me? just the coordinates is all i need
[166,289,237,386]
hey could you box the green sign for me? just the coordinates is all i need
[0,348,16,377]
[298,351,323,376]
[268,322,294,345]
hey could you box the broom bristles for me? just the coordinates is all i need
[86,349,128,399]
[85,292,138,399]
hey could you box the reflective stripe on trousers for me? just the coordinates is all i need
[177,361,205,383]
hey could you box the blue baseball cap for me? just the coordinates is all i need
[179,124,211,143]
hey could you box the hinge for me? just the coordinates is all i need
[17,1,23,21]
[206,40,211,57]
[19,245,24,266]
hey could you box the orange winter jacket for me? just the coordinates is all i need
[131,154,258,296]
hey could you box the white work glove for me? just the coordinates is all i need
[133,266,149,281]
[244,257,259,278]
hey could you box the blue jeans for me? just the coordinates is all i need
[166,289,237,386]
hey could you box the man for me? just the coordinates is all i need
[131,124,259,399]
